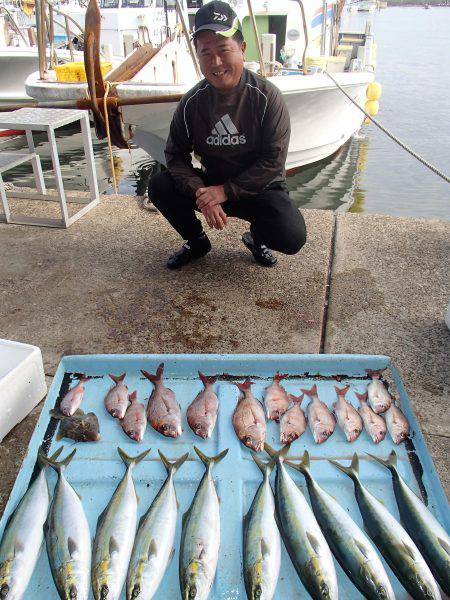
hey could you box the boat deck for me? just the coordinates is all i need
[0,192,448,511]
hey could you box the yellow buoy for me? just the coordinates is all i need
[365,100,379,116]
[366,81,382,101]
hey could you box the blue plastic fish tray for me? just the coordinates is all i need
[0,354,448,599]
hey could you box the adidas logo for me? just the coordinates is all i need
[206,114,246,146]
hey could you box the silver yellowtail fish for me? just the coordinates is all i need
[127,450,189,600]
[243,454,281,600]
[368,450,450,595]
[286,451,394,600]
[265,444,338,600]
[41,447,92,600]
[180,446,228,600]
[0,447,63,600]
[330,454,440,600]
[92,447,150,600]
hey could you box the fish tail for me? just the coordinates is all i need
[37,445,64,469]
[251,452,275,475]
[109,372,126,384]
[158,449,189,475]
[128,390,137,402]
[274,371,289,382]
[354,391,368,403]
[300,383,317,397]
[38,447,76,473]
[78,373,91,383]
[118,446,151,468]
[334,384,350,397]
[264,443,291,463]
[288,392,304,405]
[285,450,310,474]
[366,450,397,472]
[232,377,254,392]
[194,446,228,469]
[141,363,164,383]
[198,371,217,386]
[329,453,360,481]
[366,368,385,378]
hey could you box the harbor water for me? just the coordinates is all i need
[1,7,449,219]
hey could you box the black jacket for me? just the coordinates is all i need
[165,68,290,200]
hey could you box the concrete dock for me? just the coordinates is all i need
[0,194,448,512]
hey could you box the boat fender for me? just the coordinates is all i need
[365,100,379,116]
[366,81,382,101]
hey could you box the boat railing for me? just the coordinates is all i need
[0,5,30,46]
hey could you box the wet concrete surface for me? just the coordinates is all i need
[0,195,448,513]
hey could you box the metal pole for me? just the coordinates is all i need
[47,7,56,68]
[174,0,202,80]
[320,0,327,55]
[246,0,266,77]
[65,16,75,61]
[295,0,309,73]
[35,0,47,79]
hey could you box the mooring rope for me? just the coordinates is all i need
[103,81,118,194]
[324,70,450,185]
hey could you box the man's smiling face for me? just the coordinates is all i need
[195,30,246,92]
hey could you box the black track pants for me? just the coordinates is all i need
[148,171,307,255]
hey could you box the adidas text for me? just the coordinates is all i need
[206,134,247,146]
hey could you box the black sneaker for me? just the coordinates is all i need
[242,232,277,267]
[167,237,211,269]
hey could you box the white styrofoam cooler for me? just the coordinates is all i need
[0,339,47,442]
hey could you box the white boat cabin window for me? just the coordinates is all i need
[100,0,120,7]
[122,0,154,6]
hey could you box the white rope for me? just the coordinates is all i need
[324,70,450,185]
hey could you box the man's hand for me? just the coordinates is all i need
[202,204,228,230]
[196,185,227,209]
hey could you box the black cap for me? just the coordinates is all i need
[193,0,242,38]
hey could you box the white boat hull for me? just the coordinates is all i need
[120,71,374,170]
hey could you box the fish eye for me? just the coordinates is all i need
[320,582,329,597]
[100,584,109,598]
[69,584,77,599]
[189,586,197,598]
[0,584,10,599]
[254,584,262,597]
[131,584,141,598]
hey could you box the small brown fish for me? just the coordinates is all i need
[355,391,387,444]
[50,409,100,442]
[385,400,410,444]
[59,375,90,416]
[301,384,335,444]
[264,371,290,422]
[104,373,129,419]
[280,393,307,444]
[333,385,363,443]
[142,363,182,438]
[366,369,392,414]
[121,391,147,442]
[232,378,266,452]
[186,372,219,439]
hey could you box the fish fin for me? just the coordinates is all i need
[158,449,189,476]
[182,510,188,529]
[365,450,397,472]
[169,547,175,562]
[73,409,85,416]
[148,538,158,558]
[285,450,310,474]
[263,443,290,463]
[300,383,318,397]
[56,428,64,441]
[193,446,228,469]
[37,447,76,473]
[306,531,321,554]
[141,363,164,383]
[198,371,217,386]
[117,446,151,468]
[13,539,24,557]
[67,537,79,558]
[109,372,126,384]
[354,539,370,560]
[437,537,450,557]
[49,409,64,420]
[109,536,120,557]
[251,452,275,476]
[334,385,350,397]
[354,391,368,403]
[261,538,270,558]
[288,393,304,405]
[128,390,137,402]
[401,541,418,561]
[232,377,254,392]
[329,453,359,481]
[274,371,289,382]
